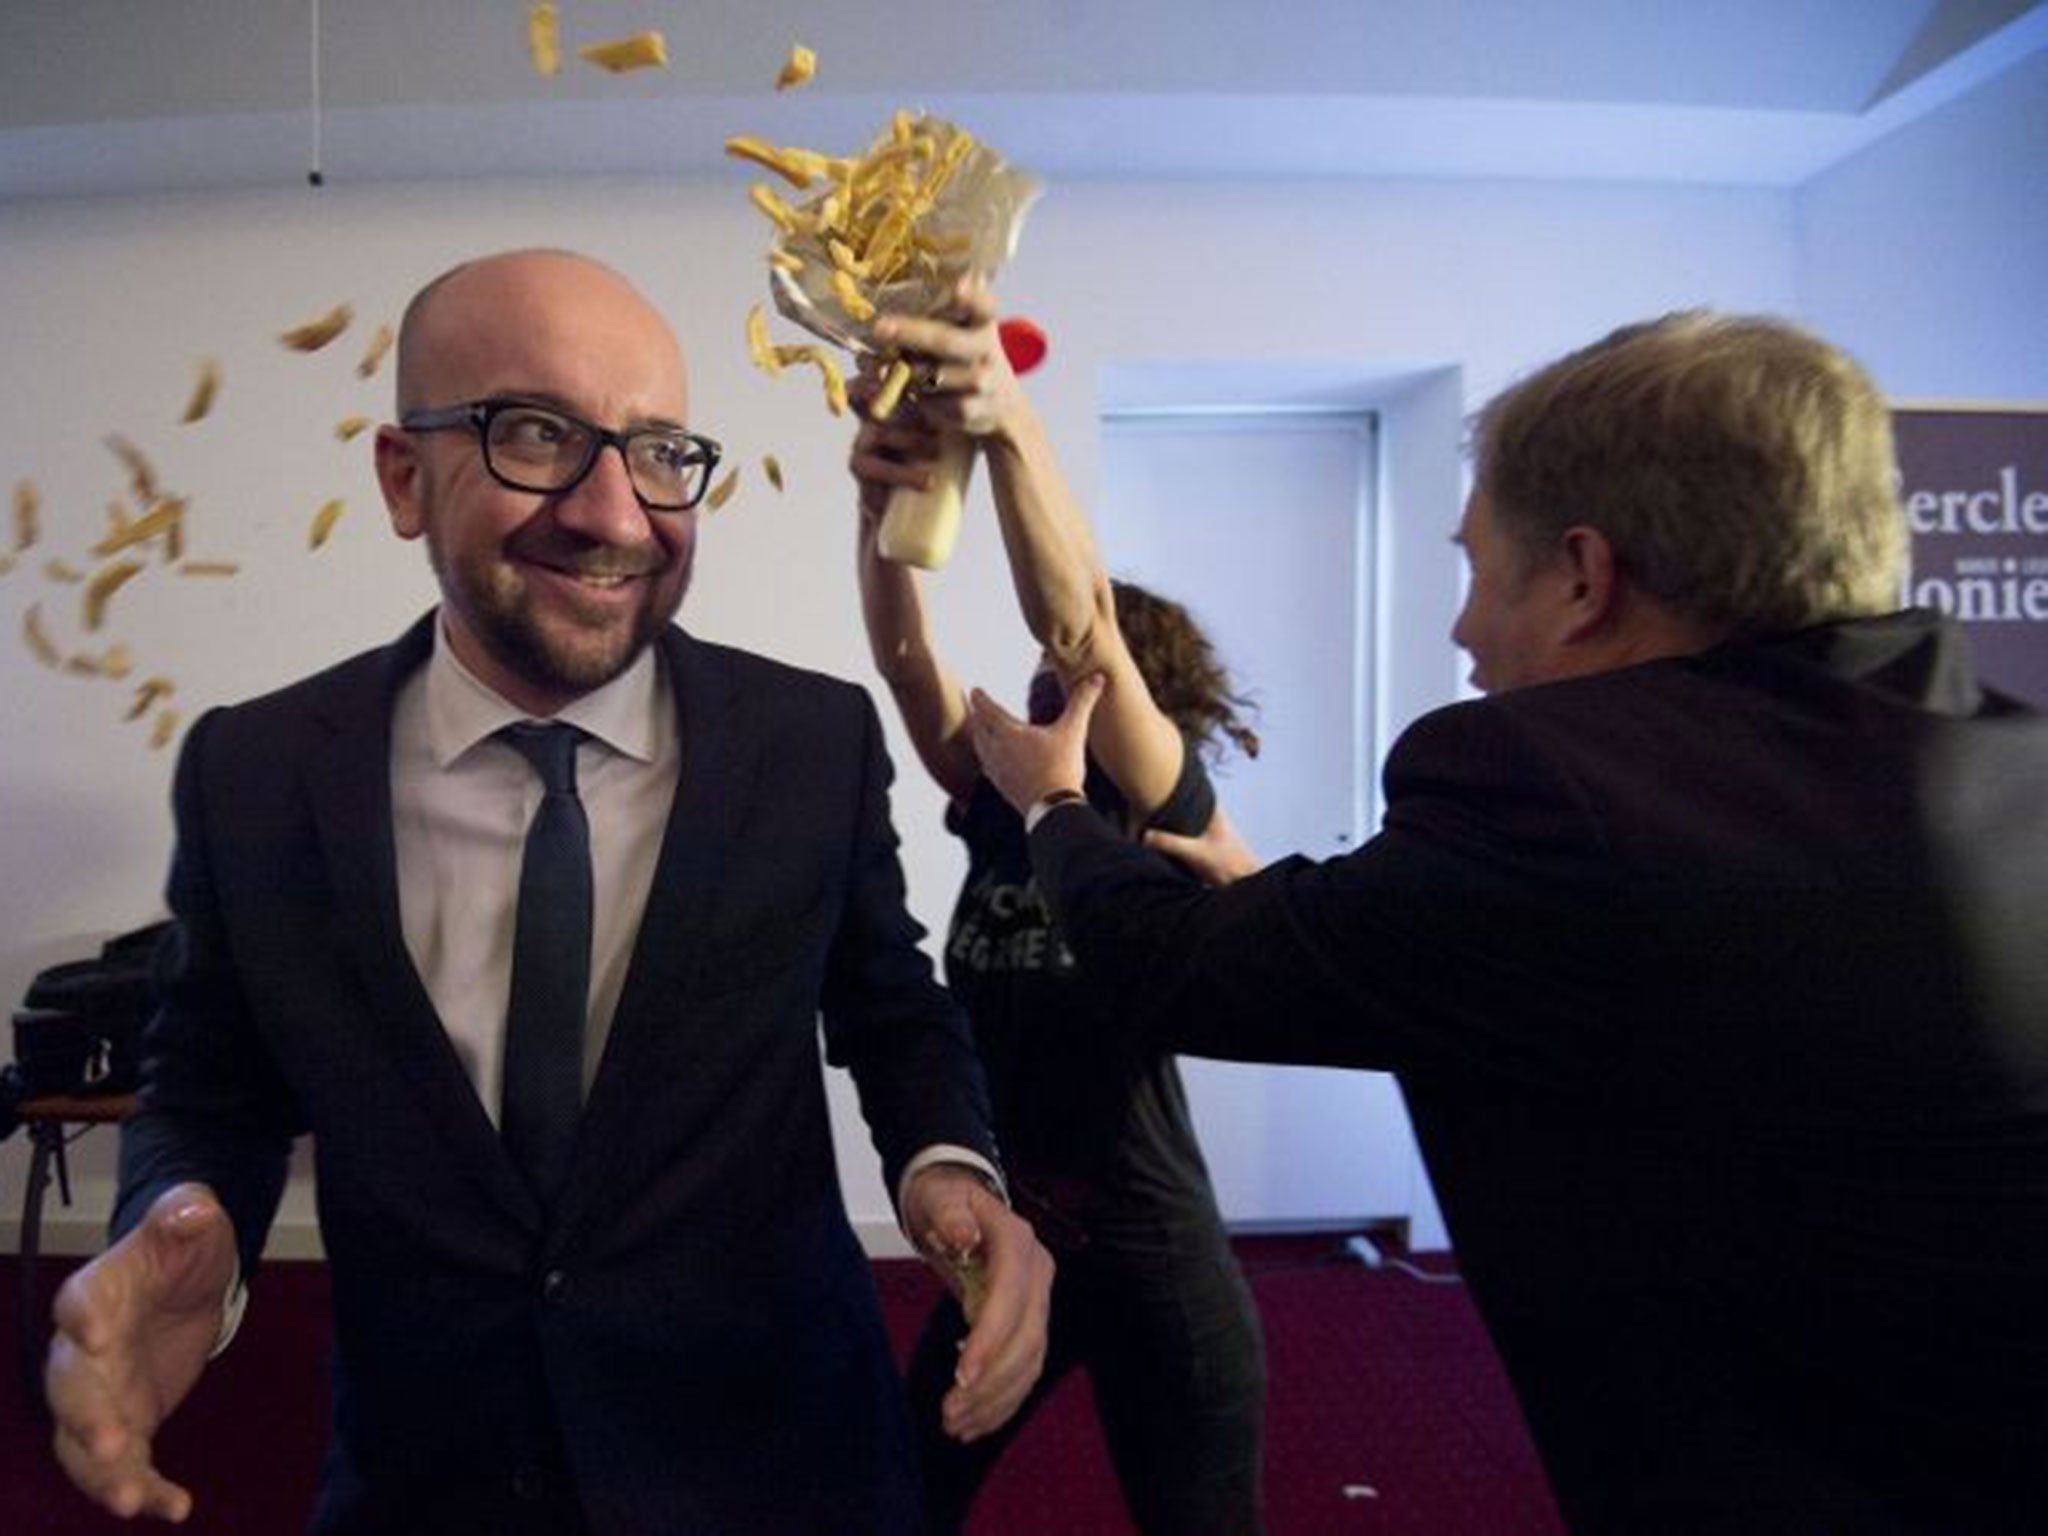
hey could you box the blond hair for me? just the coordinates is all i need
[1472,311,1906,636]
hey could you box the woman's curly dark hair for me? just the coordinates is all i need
[1111,579,1260,763]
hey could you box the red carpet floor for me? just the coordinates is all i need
[1,1236,1563,1534]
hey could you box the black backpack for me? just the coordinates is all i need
[10,921,169,1099]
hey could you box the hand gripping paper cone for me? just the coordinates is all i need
[874,320,1045,568]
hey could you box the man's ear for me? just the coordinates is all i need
[1555,524,1621,641]
[374,425,426,540]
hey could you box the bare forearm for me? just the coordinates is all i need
[985,403,1186,815]
[858,517,934,678]
[983,403,1106,669]
[856,517,977,797]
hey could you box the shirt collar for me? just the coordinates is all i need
[423,614,666,769]
[1750,608,1990,717]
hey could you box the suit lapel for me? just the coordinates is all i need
[561,627,762,1231]
[305,612,540,1230]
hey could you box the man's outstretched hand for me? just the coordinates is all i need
[965,673,1104,816]
[46,1182,236,1523]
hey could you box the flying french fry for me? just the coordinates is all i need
[82,559,142,631]
[763,455,785,492]
[526,1,560,76]
[126,676,174,721]
[786,352,843,415]
[705,468,740,511]
[775,44,816,91]
[14,479,40,551]
[356,323,394,379]
[309,498,346,550]
[280,303,353,352]
[745,305,783,377]
[811,352,849,415]
[725,136,824,190]
[336,414,372,442]
[149,707,180,749]
[579,30,667,73]
[764,343,851,417]
[91,496,185,561]
[181,358,220,423]
[104,434,160,504]
[23,604,60,668]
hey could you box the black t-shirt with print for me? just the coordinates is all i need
[943,741,1224,1233]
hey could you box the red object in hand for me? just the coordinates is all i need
[998,317,1048,375]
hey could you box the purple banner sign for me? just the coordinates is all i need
[1894,405,2048,706]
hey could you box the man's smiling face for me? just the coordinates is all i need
[381,251,697,716]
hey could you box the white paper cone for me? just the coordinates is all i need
[879,434,975,570]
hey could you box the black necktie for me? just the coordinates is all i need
[499,722,592,1208]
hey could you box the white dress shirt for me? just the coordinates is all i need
[391,623,675,1120]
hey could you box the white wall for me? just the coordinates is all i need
[1797,47,2048,398]
[0,172,1796,1255]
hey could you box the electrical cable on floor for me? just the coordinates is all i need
[1230,1233,1463,1284]
[1346,1232,1463,1285]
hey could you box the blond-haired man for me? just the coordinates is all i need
[973,312,2048,1533]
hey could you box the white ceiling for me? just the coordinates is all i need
[2,0,2044,198]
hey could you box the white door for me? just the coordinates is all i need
[1097,409,1427,1230]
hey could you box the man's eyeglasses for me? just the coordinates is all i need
[400,399,722,512]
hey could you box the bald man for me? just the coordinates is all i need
[46,250,1052,1536]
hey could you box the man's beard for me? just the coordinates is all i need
[427,523,690,699]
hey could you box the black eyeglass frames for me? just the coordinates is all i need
[400,399,722,512]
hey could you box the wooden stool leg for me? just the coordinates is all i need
[19,1120,61,1414]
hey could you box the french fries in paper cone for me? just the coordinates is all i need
[737,109,1040,567]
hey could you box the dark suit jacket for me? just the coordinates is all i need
[1031,610,2048,1534]
[115,614,997,1536]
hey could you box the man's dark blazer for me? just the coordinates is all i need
[1030,610,2048,1534]
[114,613,997,1536]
